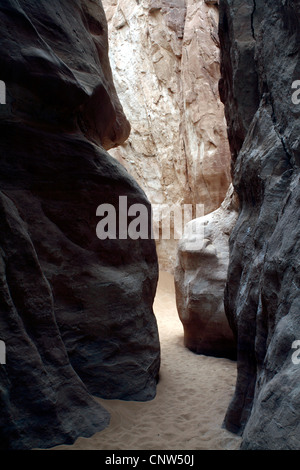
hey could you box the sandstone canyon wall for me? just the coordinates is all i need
[219,0,300,449]
[0,0,160,450]
[102,0,231,271]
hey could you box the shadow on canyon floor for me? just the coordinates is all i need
[53,271,241,451]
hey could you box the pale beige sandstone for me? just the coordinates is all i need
[181,0,231,212]
[102,0,231,272]
[174,184,238,358]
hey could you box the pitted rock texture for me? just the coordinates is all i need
[174,185,238,359]
[103,0,231,272]
[0,0,160,450]
[219,0,300,450]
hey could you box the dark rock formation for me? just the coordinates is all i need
[219,0,300,449]
[0,191,110,450]
[0,0,160,450]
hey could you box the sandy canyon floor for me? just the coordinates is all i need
[54,272,241,451]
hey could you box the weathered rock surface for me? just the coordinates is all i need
[0,0,160,450]
[219,0,300,449]
[103,0,231,272]
[174,184,238,359]
[0,191,110,450]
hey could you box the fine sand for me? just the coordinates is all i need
[54,271,241,450]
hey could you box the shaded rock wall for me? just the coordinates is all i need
[0,0,160,450]
[219,0,300,449]
[103,0,231,271]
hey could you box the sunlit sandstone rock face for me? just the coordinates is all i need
[175,184,238,359]
[102,0,231,271]
[0,0,160,449]
[219,0,300,449]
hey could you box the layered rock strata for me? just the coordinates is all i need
[219,0,300,449]
[174,184,238,359]
[0,0,160,450]
[103,0,231,271]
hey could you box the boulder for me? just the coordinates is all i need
[175,185,238,359]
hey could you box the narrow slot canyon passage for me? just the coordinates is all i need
[54,272,241,451]
[52,0,242,450]
[1,0,300,452]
